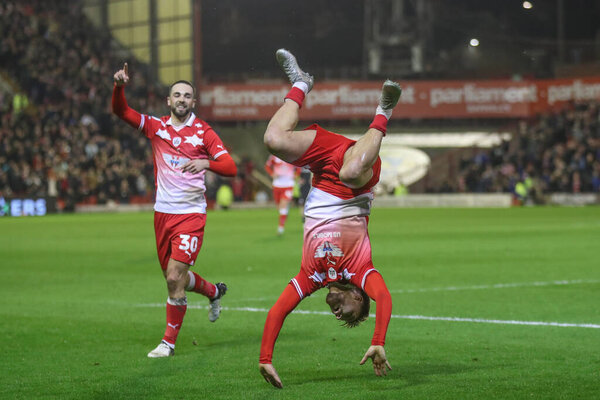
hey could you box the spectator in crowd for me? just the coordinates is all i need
[0,0,162,207]
[451,101,599,199]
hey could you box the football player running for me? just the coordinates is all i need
[264,154,301,235]
[112,63,236,357]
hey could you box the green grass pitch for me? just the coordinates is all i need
[1,207,599,399]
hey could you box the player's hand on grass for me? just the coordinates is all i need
[360,345,392,376]
[259,363,283,389]
[180,159,210,174]
[114,62,129,86]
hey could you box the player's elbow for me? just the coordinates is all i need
[225,163,238,177]
[111,103,120,117]
[111,102,126,119]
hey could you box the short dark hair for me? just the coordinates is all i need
[169,80,196,96]
[342,286,370,328]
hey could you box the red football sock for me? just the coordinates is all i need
[284,87,306,108]
[278,213,287,228]
[187,271,217,298]
[162,299,187,346]
[369,114,389,136]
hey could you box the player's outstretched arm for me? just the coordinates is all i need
[360,345,392,376]
[361,271,392,376]
[112,62,143,129]
[259,363,283,389]
[259,282,303,388]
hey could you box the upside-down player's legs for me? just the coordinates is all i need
[339,80,402,189]
[264,49,317,163]
[263,100,316,163]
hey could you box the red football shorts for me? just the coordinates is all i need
[154,212,206,270]
[273,186,293,203]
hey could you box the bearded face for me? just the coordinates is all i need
[167,82,196,121]
[171,101,189,118]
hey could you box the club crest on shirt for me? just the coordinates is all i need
[162,153,190,169]
[156,129,171,141]
[173,137,182,147]
[327,267,337,280]
[184,134,204,147]
[314,241,344,266]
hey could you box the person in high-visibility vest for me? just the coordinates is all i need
[216,183,234,210]
[12,93,29,114]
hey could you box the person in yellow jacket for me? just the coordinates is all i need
[216,183,234,210]
[514,181,528,206]
[12,92,29,114]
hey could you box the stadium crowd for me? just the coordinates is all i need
[1,1,598,212]
[453,101,600,201]
[0,0,164,210]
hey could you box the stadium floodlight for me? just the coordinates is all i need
[469,38,480,47]
[523,1,533,10]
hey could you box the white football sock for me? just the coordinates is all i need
[293,81,309,94]
[375,105,392,120]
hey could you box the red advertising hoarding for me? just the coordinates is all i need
[197,77,600,121]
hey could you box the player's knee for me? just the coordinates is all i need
[264,127,284,153]
[340,164,372,189]
[165,273,183,291]
[339,164,361,186]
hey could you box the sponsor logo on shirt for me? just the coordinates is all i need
[314,241,344,266]
[162,153,190,169]
[313,231,341,239]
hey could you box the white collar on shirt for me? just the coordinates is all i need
[166,112,196,130]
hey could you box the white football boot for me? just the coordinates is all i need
[147,341,174,358]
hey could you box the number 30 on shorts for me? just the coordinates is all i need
[178,234,198,253]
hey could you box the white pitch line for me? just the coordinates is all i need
[137,303,600,329]
[203,279,600,305]
[388,279,600,294]
[395,315,600,329]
